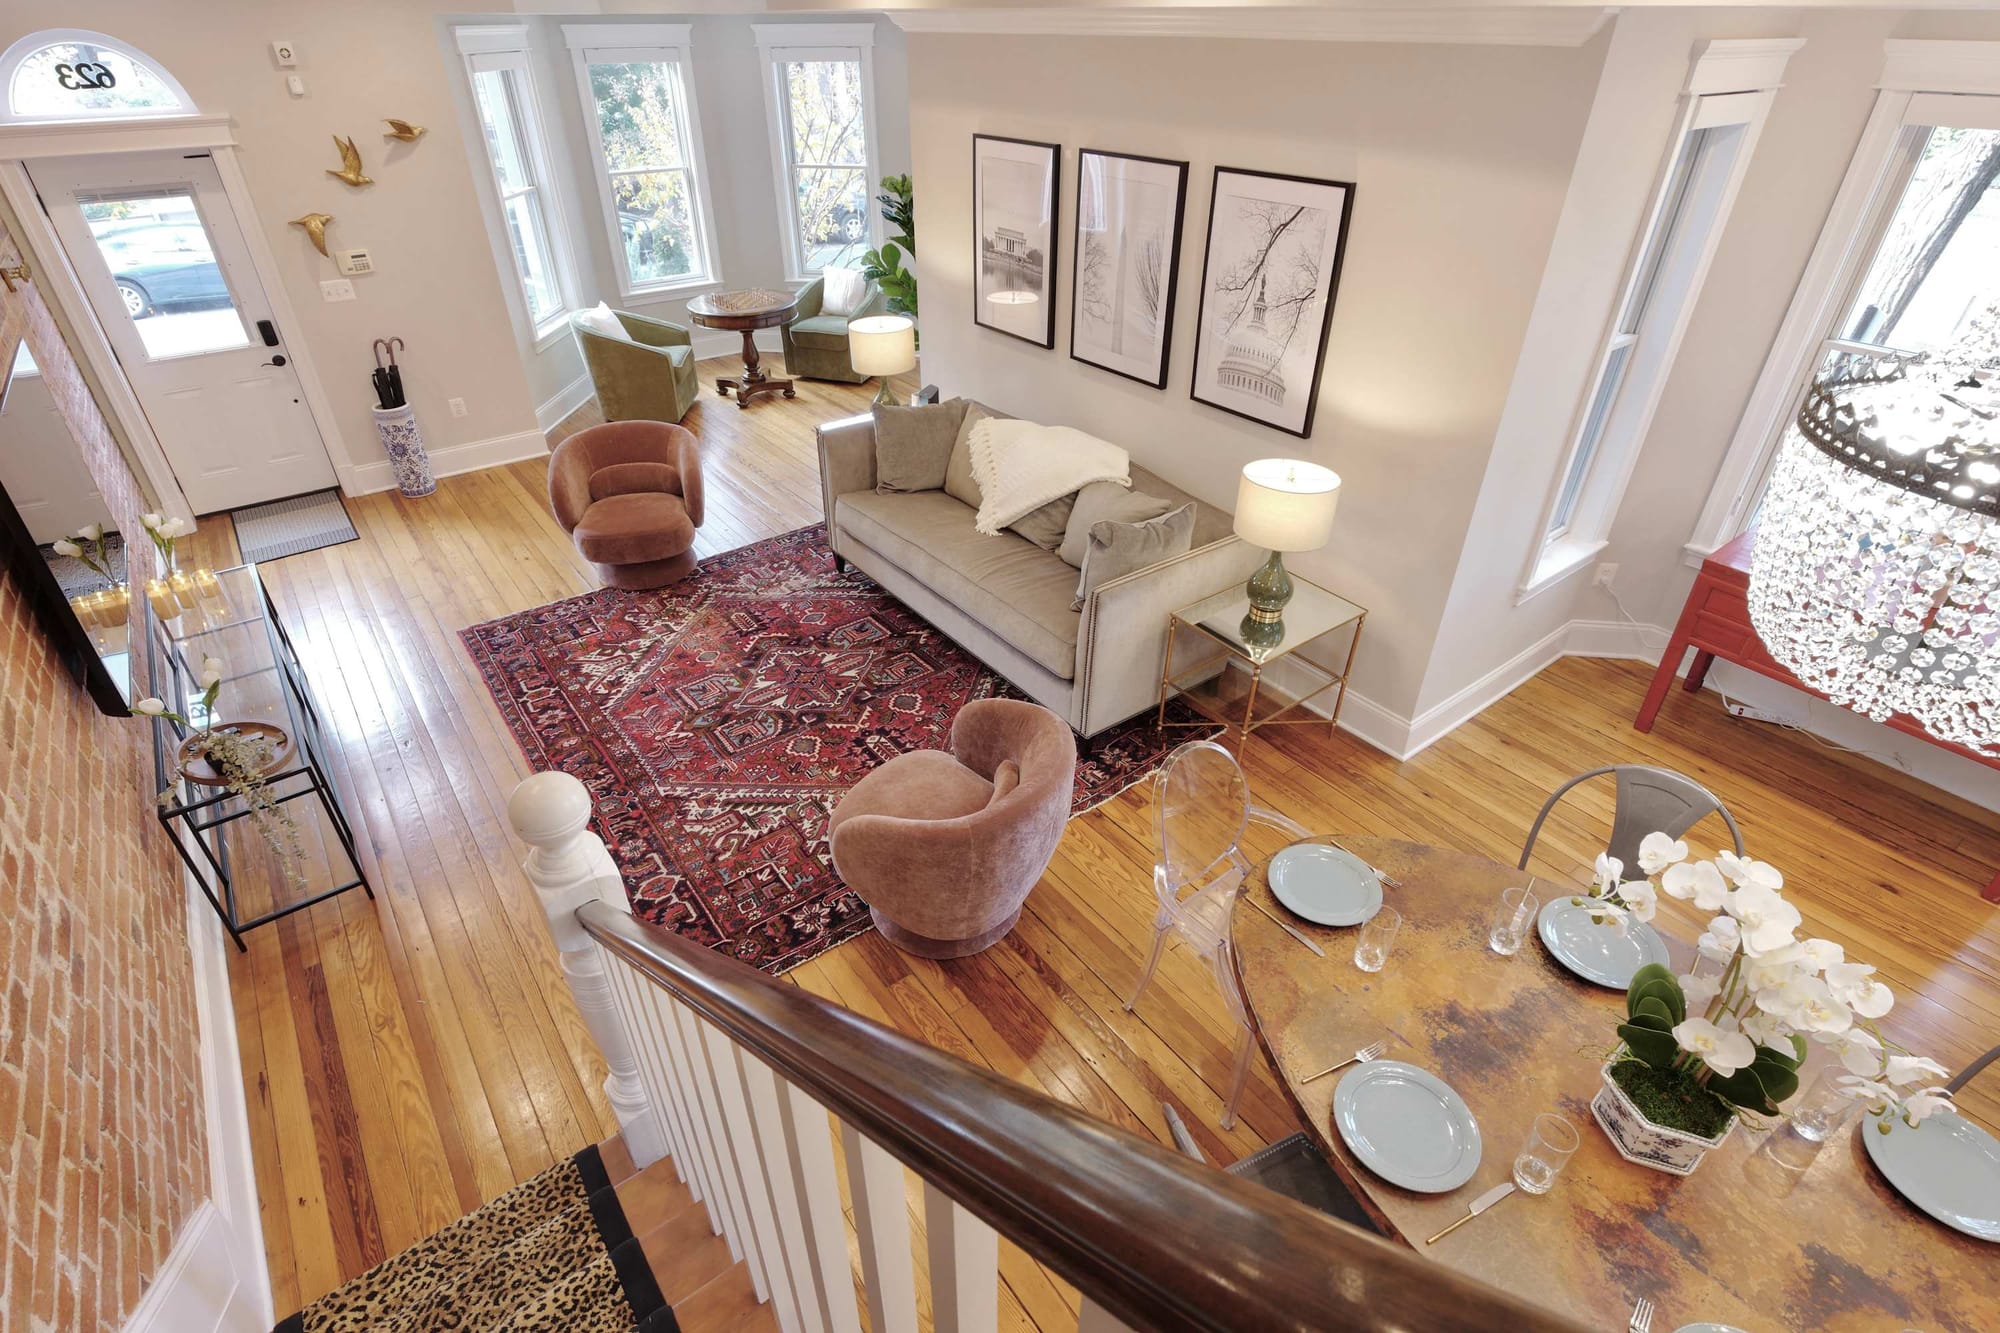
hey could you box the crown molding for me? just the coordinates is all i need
[1687,37,1806,96]
[1881,39,2000,96]
[885,6,1612,47]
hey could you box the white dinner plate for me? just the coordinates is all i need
[1673,1324,1749,1332]
[1536,897,1670,990]
[1267,843,1382,927]
[1862,1108,2000,1243]
[1331,1060,1481,1193]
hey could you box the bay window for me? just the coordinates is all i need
[753,25,879,280]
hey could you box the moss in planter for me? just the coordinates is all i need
[1610,1060,1735,1140]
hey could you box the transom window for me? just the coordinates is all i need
[0,30,194,123]
[565,25,719,298]
[754,25,879,280]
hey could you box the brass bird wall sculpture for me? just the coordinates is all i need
[290,212,335,257]
[382,118,426,143]
[326,135,373,187]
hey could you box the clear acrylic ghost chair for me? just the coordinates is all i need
[1519,764,1744,874]
[1124,739,1310,1130]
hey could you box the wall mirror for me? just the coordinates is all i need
[0,333,134,713]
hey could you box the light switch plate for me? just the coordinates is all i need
[319,278,355,303]
[333,248,373,277]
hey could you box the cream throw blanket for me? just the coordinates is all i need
[968,417,1130,535]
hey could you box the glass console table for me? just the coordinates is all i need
[148,563,370,950]
[1158,576,1367,749]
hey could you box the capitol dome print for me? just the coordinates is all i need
[1214,272,1286,404]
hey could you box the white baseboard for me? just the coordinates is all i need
[125,881,272,1332]
[536,372,596,433]
[339,428,552,496]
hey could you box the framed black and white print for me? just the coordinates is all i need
[973,134,1060,348]
[1189,167,1354,437]
[1070,149,1189,388]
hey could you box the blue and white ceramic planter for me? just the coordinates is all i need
[1591,1063,1736,1176]
[373,405,436,498]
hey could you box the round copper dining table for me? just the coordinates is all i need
[1230,835,1999,1333]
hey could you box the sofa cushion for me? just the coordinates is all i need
[828,750,994,836]
[590,460,679,502]
[875,398,971,493]
[837,489,1081,680]
[573,492,694,565]
[944,403,993,509]
[1059,482,1176,568]
[575,302,629,341]
[823,266,869,317]
[788,314,853,350]
[1074,503,1196,609]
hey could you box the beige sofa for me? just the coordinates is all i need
[815,406,1263,737]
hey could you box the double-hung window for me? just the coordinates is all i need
[753,24,878,280]
[1521,45,1792,600]
[457,28,571,337]
[565,25,718,298]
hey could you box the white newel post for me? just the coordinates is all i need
[508,770,669,1167]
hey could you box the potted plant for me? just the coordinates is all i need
[861,174,917,346]
[136,654,307,887]
[1576,835,1953,1175]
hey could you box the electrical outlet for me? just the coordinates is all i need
[1724,700,1792,726]
[318,278,355,303]
[448,397,468,418]
[1593,562,1619,588]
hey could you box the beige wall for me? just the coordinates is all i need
[906,30,1604,719]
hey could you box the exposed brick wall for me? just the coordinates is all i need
[0,218,207,1330]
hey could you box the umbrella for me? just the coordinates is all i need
[371,338,396,409]
[385,337,406,409]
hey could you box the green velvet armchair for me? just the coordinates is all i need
[573,309,700,424]
[780,276,886,384]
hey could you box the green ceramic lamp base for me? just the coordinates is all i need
[1240,550,1293,647]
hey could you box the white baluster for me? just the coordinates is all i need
[740,1052,830,1333]
[659,990,748,1256]
[607,958,698,1195]
[781,1085,864,1333]
[508,771,666,1166]
[674,1001,759,1265]
[841,1124,919,1333]
[924,1182,998,1333]
[704,1026,801,1329]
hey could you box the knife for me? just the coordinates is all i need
[1425,1182,1516,1244]
[1249,898,1326,957]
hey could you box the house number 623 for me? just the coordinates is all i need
[54,62,117,91]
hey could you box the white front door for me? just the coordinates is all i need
[30,150,334,513]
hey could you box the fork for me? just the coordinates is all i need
[1327,837,1402,888]
[1628,1298,1655,1333]
[1301,1038,1387,1084]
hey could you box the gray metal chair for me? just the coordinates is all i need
[1947,1044,2000,1095]
[1519,765,1744,872]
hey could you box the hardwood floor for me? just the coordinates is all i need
[206,353,2000,1323]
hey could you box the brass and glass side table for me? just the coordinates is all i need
[1157,576,1367,749]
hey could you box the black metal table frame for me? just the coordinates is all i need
[148,564,371,951]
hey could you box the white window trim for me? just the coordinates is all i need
[1517,41,1793,603]
[563,24,722,301]
[752,23,880,284]
[1683,40,2000,566]
[454,25,575,344]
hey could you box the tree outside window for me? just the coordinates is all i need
[780,58,869,273]
[587,59,706,289]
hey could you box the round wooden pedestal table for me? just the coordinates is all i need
[1229,835,2000,1331]
[687,288,800,409]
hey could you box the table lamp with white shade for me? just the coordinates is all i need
[1233,458,1341,647]
[847,314,917,406]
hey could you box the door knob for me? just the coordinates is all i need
[262,355,288,367]
[0,260,28,293]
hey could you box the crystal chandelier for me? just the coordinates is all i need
[1748,354,2000,754]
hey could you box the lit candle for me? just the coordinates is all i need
[145,578,180,621]
[192,567,229,615]
[169,571,199,610]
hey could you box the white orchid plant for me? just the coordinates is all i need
[52,521,117,585]
[1580,833,1952,1133]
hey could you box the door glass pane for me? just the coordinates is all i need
[471,68,530,194]
[783,60,865,165]
[79,191,248,359]
[795,166,866,272]
[588,61,685,171]
[502,191,561,323]
[1841,126,2000,354]
[612,170,697,286]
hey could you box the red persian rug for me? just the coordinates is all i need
[462,525,1215,974]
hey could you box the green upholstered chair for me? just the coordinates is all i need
[573,309,700,424]
[781,276,886,384]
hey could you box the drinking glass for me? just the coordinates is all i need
[1787,1066,1856,1144]
[1352,905,1401,973]
[1512,1112,1580,1194]
[1488,885,1539,956]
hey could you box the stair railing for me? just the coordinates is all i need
[509,771,1586,1333]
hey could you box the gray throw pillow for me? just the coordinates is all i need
[1058,481,1174,568]
[1073,504,1196,609]
[875,398,970,493]
[1007,493,1076,551]
[943,403,992,509]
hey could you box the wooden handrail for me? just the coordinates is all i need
[578,901,1589,1333]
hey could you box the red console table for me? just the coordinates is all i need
[1637,528,2000,902]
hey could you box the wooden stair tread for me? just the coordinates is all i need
[670,1264,776,1333]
